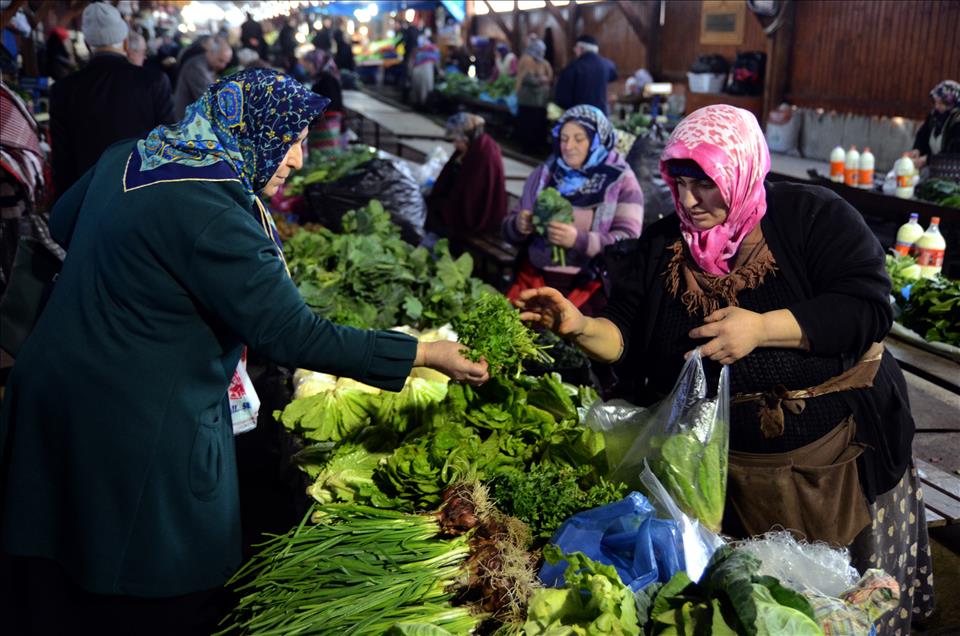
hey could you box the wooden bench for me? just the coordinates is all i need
[915,458,960,528]
[461,233,519,292]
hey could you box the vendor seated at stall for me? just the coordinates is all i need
[427,113,507,239]
[502,104,643,315]
[908,79,959,169]
[302,49,343,151]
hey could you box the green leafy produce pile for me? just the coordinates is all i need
[285,145,379,195]
[899,274,960,346]
[532,187,575,266]
[649,424,727,533]
[915,178,960,208]
[523,546,640,635]
[284,200,494,330]
[438,70,516,101]
[452,293,553,377]
[280,373,606,515]
[637,545,823,635]
[438,71,484,98]
[618,112,653,136]
[485,74,516,100]
[885,253,923,294]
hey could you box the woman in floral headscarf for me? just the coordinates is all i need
[909,79,960,168]
[0,69,486,634]
[503,104,643,315]
[515,105,933,635]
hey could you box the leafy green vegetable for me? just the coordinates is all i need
[899,273,960,346]
[306,443,397,507]
[524,546,641,635]
[885,253,922,294]
[915,178,960,206]
[284,145,378,195]
[285,201,494,331]
[490,463,627,539]
[452,293,554,377]
[650,425,727,533]
[273,386,375,442]
[533,187,575,266]
[644,546,823,636]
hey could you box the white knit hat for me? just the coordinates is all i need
[82,2,129,49]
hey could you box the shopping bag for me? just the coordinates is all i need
[586,349,729,532]
[0,237,63,357]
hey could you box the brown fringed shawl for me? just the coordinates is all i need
[664,226,777,316]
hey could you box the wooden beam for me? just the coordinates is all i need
[615,1,649,49]
[543,0,569,33]
[482,0,514,44]
[510,0,523,53]
[761,0,796,122]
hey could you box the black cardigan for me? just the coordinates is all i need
[601,180,914,501]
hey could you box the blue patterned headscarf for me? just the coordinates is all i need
[548,104,624,207]
[135,69,329,199]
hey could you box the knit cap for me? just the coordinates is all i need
[82,2,129,49]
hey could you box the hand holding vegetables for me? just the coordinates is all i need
[415,340,489,385]
[516,209,534,235]
[546,220,578,249]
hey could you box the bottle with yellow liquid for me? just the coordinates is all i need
[914,217,946,278]
[894,213,924,256]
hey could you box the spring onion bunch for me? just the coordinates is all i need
[219,504,482,635]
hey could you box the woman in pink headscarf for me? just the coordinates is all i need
[515,105,933,634]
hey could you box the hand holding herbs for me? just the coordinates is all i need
[416,340,489,385]
[452,293,554,378]
[533,187,575,266]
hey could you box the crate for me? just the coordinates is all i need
[687,72,726,94]
[928,153,960,182]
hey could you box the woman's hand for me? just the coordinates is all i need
[688,307,765,365]
[516,209,534,235]
[546,221,578,249]
[514,287,586,337]
[415,340,489,385]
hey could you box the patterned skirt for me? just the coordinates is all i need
[849,464,935,636]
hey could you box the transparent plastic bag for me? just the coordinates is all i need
[587,349,729,533]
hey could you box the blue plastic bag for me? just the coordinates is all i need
[538,492,685,592]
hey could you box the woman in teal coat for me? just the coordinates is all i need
[0,69,488,634]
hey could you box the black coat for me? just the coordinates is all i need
[601,181,913,502]
[913,108,960,158]
[50,52,175,197]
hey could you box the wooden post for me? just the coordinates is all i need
[482,0,515,45]
[761,0,796,122]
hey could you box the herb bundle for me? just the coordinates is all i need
[532,187,574,267]
[452,293,553,378]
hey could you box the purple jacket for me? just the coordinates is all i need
[502,152,644,273]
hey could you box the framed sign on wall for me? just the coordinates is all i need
[700,0,746,45]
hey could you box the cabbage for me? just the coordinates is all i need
[375,377,449,433]
[275,387,377,442]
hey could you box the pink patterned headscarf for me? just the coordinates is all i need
[660,105,771,276]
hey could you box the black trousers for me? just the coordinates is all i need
[0,555,232,636]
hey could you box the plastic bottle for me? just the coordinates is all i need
[830,146,845,183]
[894,213,924,256]
[915,217,946,278]
[858,147,875,189]
[844,146,860,187]
[895,153,915,199]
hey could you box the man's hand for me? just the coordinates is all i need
[546,221,578,249]
[415,341,489,385]
[688,307,765,365]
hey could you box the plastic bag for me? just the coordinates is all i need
[587,349,729,533]
[538,491,685,592]
[305,158,426,244]
[735,531,860,598]
[410,146,450,192]
[639,463,723,582]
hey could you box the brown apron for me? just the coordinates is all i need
[727,343,884,546]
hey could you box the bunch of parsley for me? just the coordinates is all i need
[452,293,553,378]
